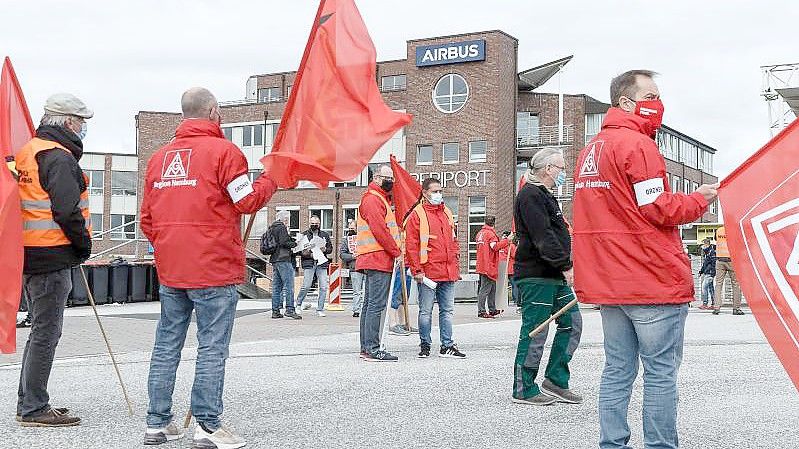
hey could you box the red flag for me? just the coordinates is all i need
[389,154,421,227]
[0,57,33,354]
[261,0,412,189]
[718,118,799,392]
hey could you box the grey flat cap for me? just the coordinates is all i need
[43,93,93,119]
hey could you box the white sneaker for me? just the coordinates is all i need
[193,424,246,449]
[144,421,185,445]
[294,307,302,315]
[316,311,326,317]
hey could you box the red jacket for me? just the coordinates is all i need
[572,108,708,305]
[475,225,508,280]
[355,183,401,272]
[405,202,460,282]
[499,242,516,276]
[140,120,277,288]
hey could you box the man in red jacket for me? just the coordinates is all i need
[475,216,509,318]
[140,88,277,448]
[355,164,402,362]
[406,178,465,359]
[572,71,717,448]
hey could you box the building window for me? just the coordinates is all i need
[111,171,136,196]
[701,150,714,174]
[443,196,459,220]
[223,127,232,141]
[258,87,281,103]
[343,207,358,234]
[381,74,407,91]
[671,175,681,194]
[585,113,605,143]
[246,209,268,240]
[90,213,103,238]
[417,144,433,165]
[468,196,486,272]
[469,140,487,163]
[276,208,301,237]
[692,181,699,193]
[286,84,292,98]
[265,123,279,149]
[442,142,460,164]
[110,214,136,240]
[683,179,691,194]
[309,208,334,234]
[243,125,253,147]
[516,112,540,147]
[86,170,104,196]
[432,73,469,114]
[709,199,717,215]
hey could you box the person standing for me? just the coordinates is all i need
[475,216,509,318]
[296,215,333,317]
[340,220,365,317]
[405,178,465,359]
[267,210,300,319]
[141,88,277,447]
[698,238,716,310]
[15,93,93,427]
[512,148,582,406]
[498,230,519,312]
[356,165,402,362]
[572,70,717,449]
[713,226,744,315]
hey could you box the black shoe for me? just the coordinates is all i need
[16,317,31,328]
[732,308,745,316]
[284,311,302,320]
[439,345,466,359]
[271,311,284,319]
[418,343,431,358]
[352,312,360,318]
[712,309,720,315]
[364,350,398,362]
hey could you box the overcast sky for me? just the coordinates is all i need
[3,0,797,179]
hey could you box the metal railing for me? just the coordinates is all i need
[517,124,575,147]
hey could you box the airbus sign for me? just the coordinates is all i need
[415,40,486,67]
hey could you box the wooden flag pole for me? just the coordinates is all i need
[528,290,579,338]
[79,266,134,416]
[400,259,410,330]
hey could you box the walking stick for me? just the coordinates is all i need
[184,212,258,428]
[79,266,134,416]
[528,288,579,338]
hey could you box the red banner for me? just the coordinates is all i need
[0,57,34,354]
[389,154,421,227]
[719,118,799,392]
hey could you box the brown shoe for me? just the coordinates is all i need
[16,407,70,422]
[19,407,80,427]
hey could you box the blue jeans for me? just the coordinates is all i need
[599,304,688,449]
[700,275,715,306]
[271,261,295,312]
[296,265,328,311]
[147,285,239,431]
[360,270,392,354]
[350,270,365,313]
[418,281,455,347]
[391,268,412,310]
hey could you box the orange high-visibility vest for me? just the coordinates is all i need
[356,190,401,256]
[412,203,455,265]
[16,138,91,247]
[716,226,730,258]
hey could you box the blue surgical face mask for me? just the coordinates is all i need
[76,121,88,141]
[554,171,566,187]
[429,192,444,205]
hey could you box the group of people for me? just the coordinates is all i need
[698,226,745,315]
[10,69,726,449]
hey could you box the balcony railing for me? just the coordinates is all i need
[517,124,574,148]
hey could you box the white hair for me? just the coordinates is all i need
[40,113,72,128]
[276,210,291,222]
[527,147,563,182]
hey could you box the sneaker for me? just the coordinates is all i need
[352,312,360,318]
[363,350,399,362]
[18,406,81,427]
[732,308,746,316]
[284,311,302,320]
[16,407,69,422]
[418,343,431,358]
[389,324,411,336]
[489,310,503,316]
[144,421,185,445]
[712,308,720,315]
[511,393,556,406]
[16,316,31,328]
[271,311,283,319]
[316,311,326,317]
[359,350,369,359]
[477,312,495,319]
[439,345,466,359]
[541,379,583,404]
[301,303,313,311]
[402,325,419,334]
[193,424,246,449]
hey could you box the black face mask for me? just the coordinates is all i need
[310,225,320,232]
[381,179,394,192]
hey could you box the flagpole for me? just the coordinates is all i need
[379,258,400,351]
[79,266,134,416]
[400,259,410,330]
[528,289,579,338]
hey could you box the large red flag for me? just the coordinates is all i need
[718,118,799,392]
[389,154,421,227]
[262,0,412,189]
[0,57,34,354]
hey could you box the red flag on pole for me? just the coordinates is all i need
[389,154,421,227]
[262,0,412,189]
[718,119,799,392]
[0,57,34,354]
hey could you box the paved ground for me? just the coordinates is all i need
[1,300,797,448]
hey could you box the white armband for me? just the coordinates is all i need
[633,178,665,207]
[227,174,254,203]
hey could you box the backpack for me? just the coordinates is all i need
[260,224,279,255]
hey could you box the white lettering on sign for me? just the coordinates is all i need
[411,170,490,188]
[418,40,484,66]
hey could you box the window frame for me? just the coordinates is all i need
[468,140,487,163]
[442,142,460,165]
[416,144,433,166]
[432,73,469,114]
